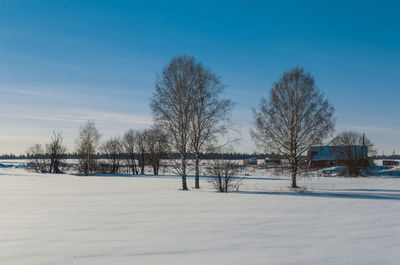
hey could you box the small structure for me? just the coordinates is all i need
[307,145,368,168]
[382,160,400,166]
[243,158,257,166]
[264,157,281,166]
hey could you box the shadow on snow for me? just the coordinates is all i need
[79,174,400,200]
[235,189,400,201]
[78,174,288,181]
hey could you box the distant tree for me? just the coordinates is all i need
[189,62,233,189]
[136,129,148,175]
[145,126,169,175]
[252,67,335,188]
[151,55,197,190]
[46,131,67,173]
[26,144,47,173]
[75,121,101,175]
[330,131,375,176]
[123,129,138,175]
[101,137,123,174]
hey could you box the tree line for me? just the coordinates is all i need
[26,125,169,176]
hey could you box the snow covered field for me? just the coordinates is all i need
[1,166,400,265]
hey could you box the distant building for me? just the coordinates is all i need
[382,160,400,166]
[264,157,281,166]
[243,158,257,166]
[307,145,368,168]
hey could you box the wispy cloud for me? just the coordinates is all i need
[0,108,153,126]
[0,87,42,96]
[68,108,153,126]
[0,135,48,142]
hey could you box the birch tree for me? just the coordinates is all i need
[123,129,138,175]
[136,129,148,175]
[252,67,335,188]
[46,131,67,173]
[145,126,168,175]
[75,121,101,176]
[151,55,196,190]
[101,137,123,174]
[190,66,233,188]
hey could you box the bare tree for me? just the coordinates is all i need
[26,144,47,173]
[190,63,233,189]
[75,121,101,175]
[101,137,123,174]
[123,129,138,175]
[46,131,67,173]
[136,129,148,175]
[252,67,335,188]
[145,126,168,175]
[151,55,197,190]
[330,131,375,176]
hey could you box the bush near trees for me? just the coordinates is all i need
[207,155,241,193]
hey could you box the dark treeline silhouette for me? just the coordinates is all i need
[1,152,278,160]
[0,154,27,159]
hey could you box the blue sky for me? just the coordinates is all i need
[0,0,399,155]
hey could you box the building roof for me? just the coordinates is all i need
[308,145,368,161]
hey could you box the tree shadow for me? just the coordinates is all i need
[77,174,182,180]
[80,174,288,181]
[235,189,400,201]
[323,188,400,193]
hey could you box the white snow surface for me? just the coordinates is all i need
[1,166,400,265]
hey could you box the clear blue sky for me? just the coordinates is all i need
[0,0,399,155]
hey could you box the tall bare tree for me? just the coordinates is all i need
[190,63,233,189]
[330,131,375,176]
[252,67,335,188]
[101,137,123,174]
[75,121,101,176]
[46,131,67,173]
[123,129,138,175]
[151,55,197,190]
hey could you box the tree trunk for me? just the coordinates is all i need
[54,161,60,173]
[155,161,159,175]
[153,164,159,175]
[140,156,145,175]
[49,158,54,173]
[291,170,297,188]
[182,175,188,190]
[194,152,200,189]
[181,154,188,190]
[291,157,298,188]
